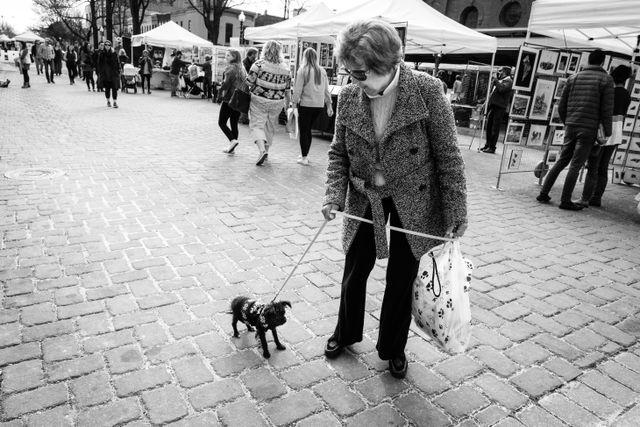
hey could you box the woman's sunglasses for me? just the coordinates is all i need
[345,68,368,82]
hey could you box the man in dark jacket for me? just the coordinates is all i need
[169,50,189,97]
[481,66,513,153]
[537,49,614,210]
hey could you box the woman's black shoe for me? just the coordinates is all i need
[389,354,408,379]
[324,336,344,359]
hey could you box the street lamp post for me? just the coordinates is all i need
[238,11,245,45]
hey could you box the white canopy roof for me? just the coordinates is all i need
[0,34,11,42]
[528,0,640,56]
[292,0,497,54]
[132,21,214,49]
[244,2,334,42]
[13,31,45,43]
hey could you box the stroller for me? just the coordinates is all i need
[122,64,139,94]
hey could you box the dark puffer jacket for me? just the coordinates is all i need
[558,65,614,135]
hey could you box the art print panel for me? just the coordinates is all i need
[509,94,530,119]
[550,104,563,127]
[529,79,556,120]
[556,52,570,74]
[554,78,567,99]
[527,124,547,146]
[537,50,558,75]
[505,122,525,145]
[551,128,565,146]
[513,46,538,91]
[567,53,580,74]
[508,149,523,169]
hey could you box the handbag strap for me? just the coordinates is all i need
[430,255,442,297]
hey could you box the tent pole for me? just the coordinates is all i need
[479,51,495,152]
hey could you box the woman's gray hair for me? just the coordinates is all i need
[335,19,403,75]
[261,40,284,64]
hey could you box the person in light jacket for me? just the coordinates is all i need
[291,47,334,165]
[321,19,468,379]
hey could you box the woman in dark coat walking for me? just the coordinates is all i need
[321,19,467,379]
[80,43,95,91]
[97,40,121,108]
[65,45,77,85]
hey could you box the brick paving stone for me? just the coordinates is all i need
[499,320,541,342]
[82,330,135,353]
[615,351,640,373]
[540,393,603,426]
[435,354,484,383]
[20,302,57,325]
[395,392,451,427]
[210,349,263,376]
[167,412,221,427]
[552,309,593,329]
[474,374,529,410]
[518,296,560,317]
[561,381,622,421]
[104,345,144,374]
[405,363,451,395]
[113,366,172,397]
[580,370,638,406]
[145,340,198,364]
[43,335,81,362]
[112,311,157,330]
[471,325,512,349]
[172,356,215,388]
[434,385,490,418]
[157,304,191,325]
[599,361,640,392]
[344,404,404,427]
[194,333,234,358]
[0,323,21,348]
[524,314,572,336]
[217,398,268,427]
[313,379,365,417]
[58,301,104,319]
[534,334,584,361]
[1,360,44,394]
[504,342,552,366]
[589,321,636,346]
[280,359,334,389]
[85,284,129,301]
[26,405,73,427]
[326,352,371,381]
[612,405,640,427]
[0,342,42,366]
[54,287,84,306]
[47,353,105,381]
[510,367,563,398]
[543,357,583,382]
[405,336,445,364]
[516,405,567,427]
[2,383,68,418]
[169,319,215,339]
[0,309,20,325]
[471,346,520,377]
[141,385,188,424]
[355,373,409,404]
[105,295,138,315]
[70,371,113,408]
[297,411,342,427]
[564,328,608,351]
[475,405,510,426]
[188,379,245,411]
[76,397,142,427]
[22,320,76,342]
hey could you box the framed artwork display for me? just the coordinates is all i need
[509,94,530,119]
[567,53,580,74]
[546,150,560,164]
[579,52,590,72]
[513,46,539,91]
[527,124,547,146]
[529,79,556,120]
[550,104,563,127]
[628,100,639,117]
[613,150,626,165]
[556,52,570,74]
[552,128,565,146]
[554,77,567,99]
[508,149,523,169]
[623,117,634,132]
[505,122,525,144]
[632,81,640,97]
[537,50,559,75]
[618,135,630,151]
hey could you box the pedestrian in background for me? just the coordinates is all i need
[437,70,448,94]
[202,54,213,99]
[118,48,129,92]
[321,19,467,379]
[239,47,258,124]
[169,50,189,98]
[19,42,31,88]
[65,44,77,85]
[42,39,55,83]
[481,66,513,153]
[138,50,153,94]
[537,49,614,210]
[34,40,43,75]
[80,43,95,91]
[578,64,631,208]
[291,47,333,165]
[93,41,104,92]
[53,42,63,76]
[219,49,245,154]
[452,74,463,102]
[97,40,121,108]
[246,40,291,165]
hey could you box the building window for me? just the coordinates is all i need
[460,6,478,28]
[188,20,191,31]
[500,1,522,27]
[180,21,183,27]
[225,23,233,44]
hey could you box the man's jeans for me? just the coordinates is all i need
[170,73,179,96]
[44,60,55,83]
[540,126,596,203]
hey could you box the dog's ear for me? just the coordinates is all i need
[281,301,292,309]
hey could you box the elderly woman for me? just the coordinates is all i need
[321,19,468,379]
[246,40,291,165]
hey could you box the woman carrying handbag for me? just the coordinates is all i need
[218,49,246,154]
[291,47,333,166]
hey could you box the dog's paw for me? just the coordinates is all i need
[276,344,286,350]
[232,332,239,338]
[263,351,271,359]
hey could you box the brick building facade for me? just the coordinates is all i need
[424,0,534,29]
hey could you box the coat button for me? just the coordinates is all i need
[419,184,426,191]
[410,147,418,154]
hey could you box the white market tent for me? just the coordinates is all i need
[131,21,213,49]
[528,0,640,56]
[293,0,497,55]
[13,31,44,43]
[0,34,11,42]
[244,2,334,43]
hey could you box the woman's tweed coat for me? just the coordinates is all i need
[323,64,467,259]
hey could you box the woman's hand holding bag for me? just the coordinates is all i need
[412,240,473,354]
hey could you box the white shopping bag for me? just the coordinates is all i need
[412,240,473,354]
[286,107,298,140]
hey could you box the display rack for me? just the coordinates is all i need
[614,77,640,185]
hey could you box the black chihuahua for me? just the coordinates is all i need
[230,296,292,358]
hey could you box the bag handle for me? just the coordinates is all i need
[429,255,442,297]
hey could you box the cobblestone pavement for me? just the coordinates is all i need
[1,65,640,427]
